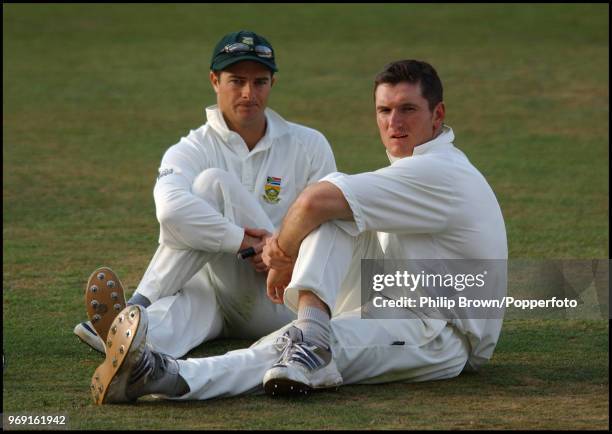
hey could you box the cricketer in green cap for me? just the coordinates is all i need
[210,30,278,73]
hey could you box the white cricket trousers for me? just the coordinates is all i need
[174,222,469,400]
[135,168,296,358]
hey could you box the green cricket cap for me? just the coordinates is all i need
[210,30,278,72]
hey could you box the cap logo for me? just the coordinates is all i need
[241,37,254,45]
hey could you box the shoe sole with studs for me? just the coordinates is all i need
[90,305,146,405]
[264,379,341,397]
[85,267,126,343]
[264,378,313,397]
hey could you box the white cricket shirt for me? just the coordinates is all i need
[325,125,508,370]
[154,105,336,254]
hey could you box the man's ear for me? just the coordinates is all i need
[433,102,445,130]
[271,75,276,87]
[210,70,220,94]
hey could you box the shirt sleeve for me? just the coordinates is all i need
[153,138,244,253]
[305,130,337,184]
[322,156,455,235]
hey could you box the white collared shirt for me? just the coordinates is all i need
[154,105,336,254]
[324,125,508,370]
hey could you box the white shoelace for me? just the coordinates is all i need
[273,334,323,371]
[273,334,294,364]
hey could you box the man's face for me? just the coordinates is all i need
[375,81,445,158]
[210,61,275,130]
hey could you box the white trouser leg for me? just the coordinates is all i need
[173,311,467,400]
[146,272,223,358]
[136,246,217,303]
[173,325,291,400]
[146,260,295,357]
[135,169,287,357]
[330,309,469,384]
[284,222,381,314]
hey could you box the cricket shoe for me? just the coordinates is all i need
[263,326,343,397]
[73,321,105,354]
[90,305,187,404]
[84,266,127,344]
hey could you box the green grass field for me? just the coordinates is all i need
[3,3,609,430]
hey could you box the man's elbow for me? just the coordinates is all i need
[293,183,352,223]
[154,186,187,229]
[156,204,180,228]
[293,189,321,220]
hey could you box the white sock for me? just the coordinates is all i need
[295,305,331,349]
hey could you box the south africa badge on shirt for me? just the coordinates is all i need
[263,176,282,204]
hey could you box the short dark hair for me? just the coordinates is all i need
[374,60,443,111]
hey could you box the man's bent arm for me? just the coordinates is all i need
[154,141,245,254]
[276,181,353,259]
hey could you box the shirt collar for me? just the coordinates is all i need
[386,125,455,163]
[205,105,290,147]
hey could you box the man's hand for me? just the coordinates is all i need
[262,236,295,303]
[266,267,293,304]
[238,227,272,273]
[262,236,294,270]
